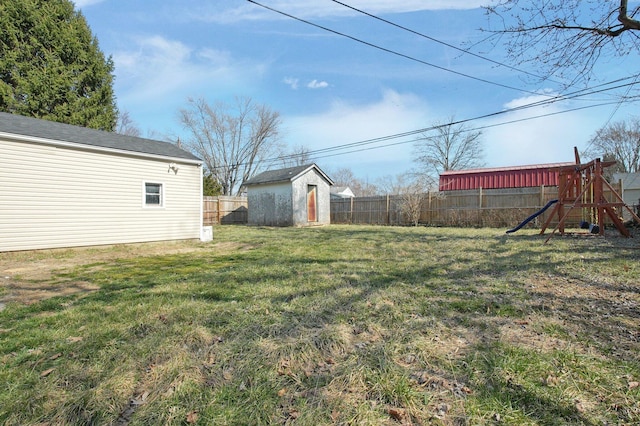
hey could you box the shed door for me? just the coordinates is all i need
[307,185,317,222]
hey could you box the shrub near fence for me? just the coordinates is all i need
[203,196,248,225]
[330,184,624,228]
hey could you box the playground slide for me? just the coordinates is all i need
[506,199,558,234]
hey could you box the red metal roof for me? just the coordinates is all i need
[439,162,575,191]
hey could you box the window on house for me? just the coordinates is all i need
[144,182,163,206]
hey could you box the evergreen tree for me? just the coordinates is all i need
[0,0,117,130]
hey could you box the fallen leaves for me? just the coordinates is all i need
[410,371,472,396]
[40,368,55,378]
[388,407,405,421]
[544,374,559,387]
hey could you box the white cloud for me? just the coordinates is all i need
[72,0,105,8]
[482,94,604,167]
[281,90,609,178]
[283,77,299,90]
[112,35,262,104]
[110,34,269,134]
[113,36,196,99]
[201,1,484,23]
[284,90,432,176]
[307,79,329,89]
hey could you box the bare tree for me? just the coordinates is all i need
[413,117,484,180]
[585,117,640,173]
[116,111,141,137]
[280,144,313,168]
[328,167,379,196]
[179,97,282,195]
[378,173,430,226]
[483,0,640,85]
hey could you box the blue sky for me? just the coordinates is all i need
[75,0,640,180]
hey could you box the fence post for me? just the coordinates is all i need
[350,197,354,224]
[386,194,390,225]
[478,187,483,226]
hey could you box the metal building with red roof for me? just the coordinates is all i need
[439,162,575,191]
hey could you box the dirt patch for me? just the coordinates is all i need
[0,240,220,309]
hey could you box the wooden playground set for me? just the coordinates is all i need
[507,148,640,241]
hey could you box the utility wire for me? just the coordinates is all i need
[329,0,560,84]
[272,75,640,160]
[246,0,547,97]
[581,72,640,154]
[306,100,625,162]
[200,76,640,169]
[243,1,640,165]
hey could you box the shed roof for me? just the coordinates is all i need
[0,112,201,163]
[244,163,334,186]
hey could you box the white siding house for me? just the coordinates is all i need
[613,172,640,220]
[0,112,204,252]
[330,186,355,199]
[244,164,333,227]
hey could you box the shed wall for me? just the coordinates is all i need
[0,138,202,251]
[291,170,331,226]
[247,182,293,226]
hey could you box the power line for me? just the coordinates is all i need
[246,0,547,97]
[243,1,640,166]
[582,72,640,154]
[306,100,625,162]
[274,75,640,161]
[329,0,560,84]
[198,75,640,170]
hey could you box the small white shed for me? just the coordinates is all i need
[0,112,204,252]
[244,164,333,227]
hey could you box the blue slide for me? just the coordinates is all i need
[506,199,558,234]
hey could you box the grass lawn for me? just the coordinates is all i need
[1,225,639,425]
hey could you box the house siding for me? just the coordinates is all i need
[1,138,202,251]
[613,172,640,220]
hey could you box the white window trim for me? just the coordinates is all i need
[143,181,165,208]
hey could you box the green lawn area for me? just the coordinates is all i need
[1,225,639,425]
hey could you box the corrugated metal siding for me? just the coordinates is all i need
[1,138,202,251]
[439,163,573,191]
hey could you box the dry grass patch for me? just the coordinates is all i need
[1,225,639,425]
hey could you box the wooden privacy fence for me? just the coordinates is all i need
[203,196,248,225]
[204,185,625,228]
[330,184,624,228]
